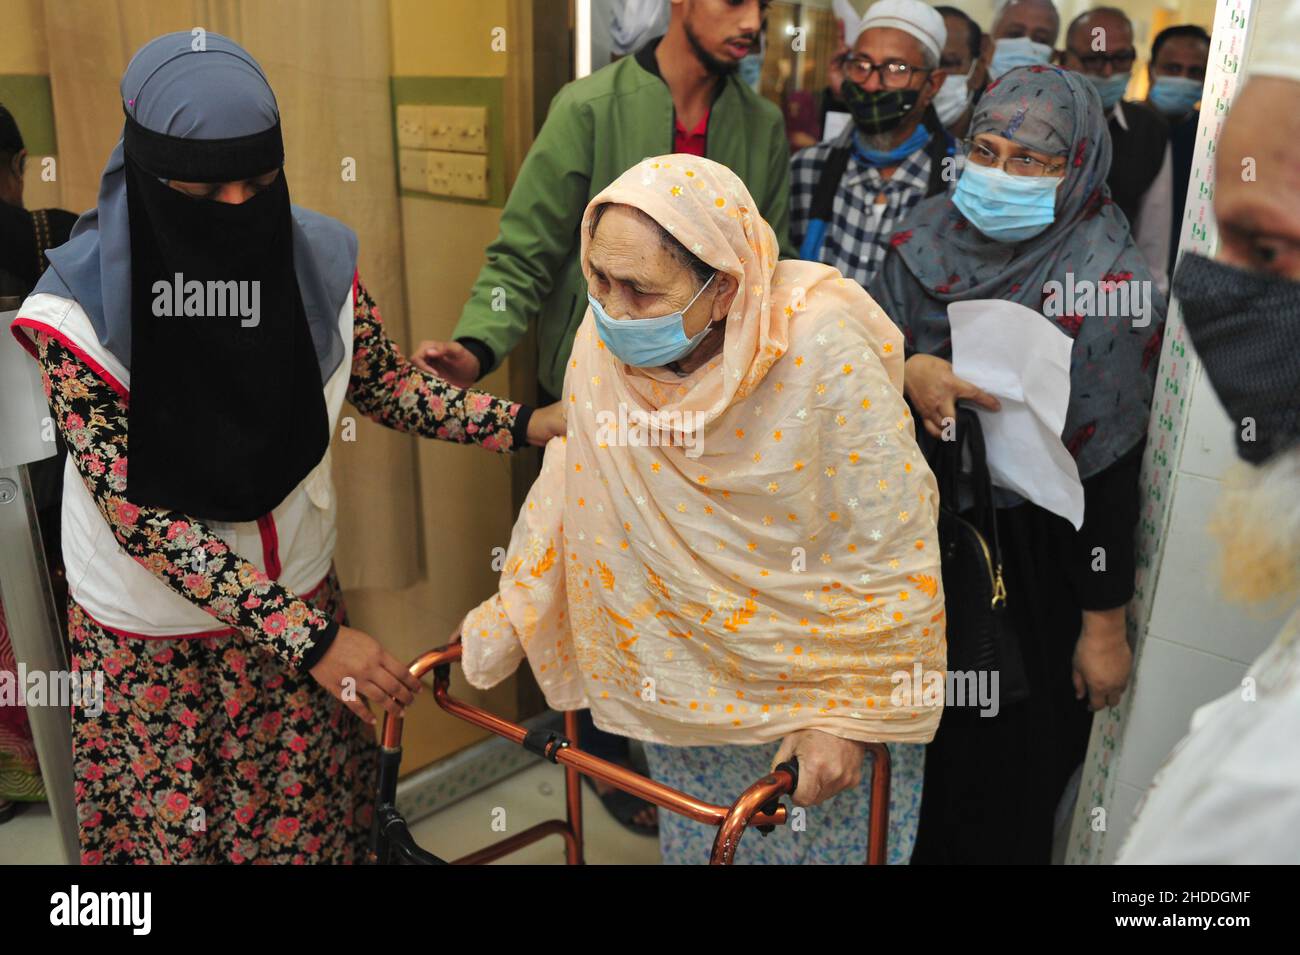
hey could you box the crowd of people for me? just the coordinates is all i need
[2,0,1295,866]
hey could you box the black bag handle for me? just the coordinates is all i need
[956,406,1004,572]
[926,406,1004,572]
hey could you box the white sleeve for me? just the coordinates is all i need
[1130,145,1173,295]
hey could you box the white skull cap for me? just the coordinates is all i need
[854,0,947,62]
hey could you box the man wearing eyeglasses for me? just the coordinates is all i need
[1061,6,1173,292]
[790,0,962,292]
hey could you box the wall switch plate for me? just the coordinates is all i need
[424,150,488,200]
[398,148,431,192]
[396,104,428,149]
[423,105,488,154]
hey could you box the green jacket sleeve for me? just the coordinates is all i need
[763,115,797,261]
[452,84,594,375]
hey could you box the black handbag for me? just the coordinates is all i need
[926,407,1030,707]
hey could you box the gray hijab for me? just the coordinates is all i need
[34,31,355,382]
[875,65,1166,480]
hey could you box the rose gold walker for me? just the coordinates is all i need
[366,641,891,865]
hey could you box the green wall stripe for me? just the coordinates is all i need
[0,74,57,155]
[390,76,505,208]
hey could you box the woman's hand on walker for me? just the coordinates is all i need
[903,353,1001,439]
[770,729,868,807]
[308,625,425,725]
[527,401,568,446]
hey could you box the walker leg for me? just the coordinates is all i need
[865,743,891,865]
[563,710,585,865]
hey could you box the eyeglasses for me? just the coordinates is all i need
[962,139,1066,177]
[1068,47,1137,73]
[843,56,931,90]
[1155,64,1206,81]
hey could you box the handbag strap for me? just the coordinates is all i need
[956,407,1003,567]
[957,407,1008,606]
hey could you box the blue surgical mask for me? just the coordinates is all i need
[852,125,932,167]
[989,37,1054,80]
[1087,71,1131,111]
[589,273,716,367]
[952,162,1061,242]
[738,51,763,90]
[1149,75,1203,117]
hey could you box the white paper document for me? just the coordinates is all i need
[948,299,1084,530]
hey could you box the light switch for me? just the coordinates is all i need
[425,151,488,200]
[396,105,427,149]
[423,105,489,154]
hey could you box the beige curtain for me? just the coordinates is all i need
[42,0,421,589]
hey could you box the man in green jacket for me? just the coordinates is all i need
[413,0,794,402]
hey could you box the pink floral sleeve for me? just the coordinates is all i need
[347,278,528,451]
[33,332,337,672]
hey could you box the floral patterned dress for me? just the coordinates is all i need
[34,278,527,863]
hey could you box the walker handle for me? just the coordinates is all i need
[755,757,800,836]
[773,757,800,797]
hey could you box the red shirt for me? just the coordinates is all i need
[673,110,709,156]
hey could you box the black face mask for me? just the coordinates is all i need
[1173,251,1300,465]
[839,82,921,135]
[122,127,329,523]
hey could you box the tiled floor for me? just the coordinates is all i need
[0,802,66,864]
[409,762,662,864]
[0,763,664,865]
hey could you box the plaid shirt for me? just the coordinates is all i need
[791,126,964,294]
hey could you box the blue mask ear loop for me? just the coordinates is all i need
[687,270,715,312]
[668,271,720,369]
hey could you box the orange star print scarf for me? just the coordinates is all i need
[461,155,946,746]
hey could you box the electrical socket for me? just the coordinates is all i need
[425,151,488,200]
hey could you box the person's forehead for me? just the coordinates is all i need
[1218,80,1300,176]
[590,212,672,272]
[855,26,928,62]
[588,242,662,281]
[1156,35,1210,65]
[996,1,1058,38]
[1070,13,1132,46]
[942,15,970,48]
[1215,80,1300,225]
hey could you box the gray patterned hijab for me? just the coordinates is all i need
[875,65,1166,480]
[33,30,355,381]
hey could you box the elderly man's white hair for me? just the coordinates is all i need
[1211,446,1300,605]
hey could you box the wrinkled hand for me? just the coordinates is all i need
[903,353,1001,439]
[770,729,867,807]
[308,625,424,725]
[1072,607,1132,711]
[410,339,481,388]
[526,401,567,447]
